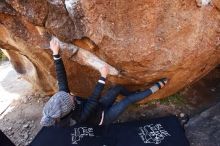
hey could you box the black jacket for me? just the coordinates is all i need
[53,54,105,125]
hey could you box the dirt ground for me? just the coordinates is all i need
[0,61,219,146]
[0,61,49,146]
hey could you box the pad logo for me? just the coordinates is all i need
[71,127,94,144]
[138,124,171,144]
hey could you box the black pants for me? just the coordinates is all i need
[99,85,153,125]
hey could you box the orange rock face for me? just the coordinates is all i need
[0,0,219,103]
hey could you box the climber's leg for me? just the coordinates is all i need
[103,78,168,125]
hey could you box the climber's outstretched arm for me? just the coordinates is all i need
[80,66,109,122]
[50,39,70,93]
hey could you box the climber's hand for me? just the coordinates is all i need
[50,39,60,55]
[100,65,109,78]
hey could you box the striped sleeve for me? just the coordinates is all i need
[98,76,106,84]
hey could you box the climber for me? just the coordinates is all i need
[40,38,168,127]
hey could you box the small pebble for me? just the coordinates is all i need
[180,113,185,118]
[23,124,29,129]
[23,133,29,140]
[141,113,146,117]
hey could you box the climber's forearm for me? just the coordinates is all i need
[49,38,70,92]
[87,64,109,99]
[53,54,70,93]
[79,76,106,122]
[90,76,106,99]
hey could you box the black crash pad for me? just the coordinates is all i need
[30,116,189,146]
[0,130,15,146]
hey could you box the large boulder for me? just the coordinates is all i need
[185,102,220,145]
[0,0,219,103]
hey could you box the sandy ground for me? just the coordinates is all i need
[0,61,49,146]
[0,61,219,146]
